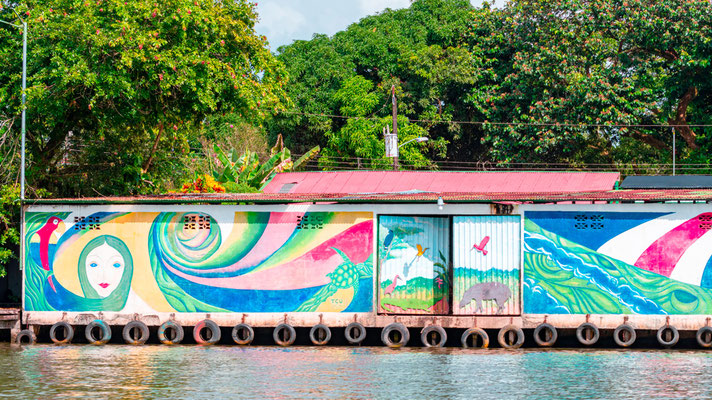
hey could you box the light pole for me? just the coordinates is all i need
[1,10,27,201]
[385,136,428,171]
[398,137,429,149]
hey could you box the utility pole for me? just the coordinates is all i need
[391,85,398,171]
[672,127,676,176]
[1,12,27,200]
[20,20,27,200]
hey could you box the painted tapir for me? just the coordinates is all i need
[459,282,512,314]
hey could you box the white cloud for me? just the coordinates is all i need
[358,0,411,15]
[256,0,509,51]
[255,2,308,47]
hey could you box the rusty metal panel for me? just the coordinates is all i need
[452,216,521,315]
[378,215,449,314]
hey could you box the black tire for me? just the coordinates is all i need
[345,322,367,345]
[656,325,679,348]
[232,323,254,345]
[49,321,74,345]
[15,329,36,345]
[613,324,636,347]
[533,323,558,347]
[193,319,221,345]
[309,324,332,346]
[273,323,296,347]
[381,323,409,348]
[85,320,111,345]
[123,321,150,345]
[158,321,184,345]
[420,325,447,348]
[576,322,600,346]
[497,325,524,349]
[461,328,489,349]
[697,326,712,348]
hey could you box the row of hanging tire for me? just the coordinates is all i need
[14,319,367,347]
[15,320,712,348]
[534,322,712,348]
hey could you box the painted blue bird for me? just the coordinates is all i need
[383,229,394,247]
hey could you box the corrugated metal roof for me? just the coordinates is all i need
[27,189,712,205]
[262,171,620,194]
[621,175,712,189]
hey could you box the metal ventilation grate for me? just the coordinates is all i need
[574,214,604,230]
[73,216,101,230]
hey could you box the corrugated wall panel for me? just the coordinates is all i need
[452,216,521,315]
[378,216,449,314]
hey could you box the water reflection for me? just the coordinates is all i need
[0,345,710,399]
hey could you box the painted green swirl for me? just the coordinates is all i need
[524,219,712,315]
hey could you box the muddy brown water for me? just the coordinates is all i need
[0,344,710,399]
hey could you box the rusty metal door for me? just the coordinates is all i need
[452,215,521,315]
[378,215,450,314]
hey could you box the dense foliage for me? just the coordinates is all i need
[272,0,712,170]
[0,0,287,196]
[271,0,476,163]
[468,0,712,167]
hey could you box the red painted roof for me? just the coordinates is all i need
[263,171,620,194]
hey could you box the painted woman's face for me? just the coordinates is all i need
[85,243,125,298]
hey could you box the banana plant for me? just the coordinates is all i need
[211,134,320,190]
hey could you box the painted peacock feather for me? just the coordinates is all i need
[296,248,373,312]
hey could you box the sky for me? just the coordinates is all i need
[254,0,505,52]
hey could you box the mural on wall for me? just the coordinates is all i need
[524,210,712,315]
[452,216,521,315]
[24,210,373,313]
[378,216,449,314]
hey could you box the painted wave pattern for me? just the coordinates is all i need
[149,211,374,313]
[24,211,373,313]
[524,219,712,315]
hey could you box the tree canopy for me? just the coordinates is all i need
[467,0,712,168]
[270,0,477,163]
[0,0,287,196]
[271,0,712,171]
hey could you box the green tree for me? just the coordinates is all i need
[270,35,355,153]
[0,0,287,196]
[272,0,476,164]
[466,0,712,167]
[319,76,445,169]
[0,185,20,277]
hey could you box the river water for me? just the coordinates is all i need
[0,344,710,399]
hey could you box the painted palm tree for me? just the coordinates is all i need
[295,248,373,312]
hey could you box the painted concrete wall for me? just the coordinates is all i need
[24,207,374,313]
[523,205,712,315]
[30,202,712,321]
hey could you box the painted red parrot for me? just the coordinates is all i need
[35,216,65,293]
[36,216,63,271]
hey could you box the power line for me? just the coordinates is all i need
[276,110,712,129]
